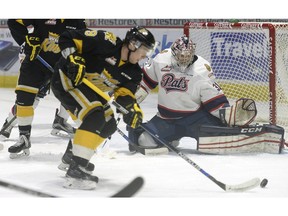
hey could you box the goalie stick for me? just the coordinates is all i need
[0,176,144,197]
[36,56,261,192]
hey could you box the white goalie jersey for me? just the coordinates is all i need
[140,48,229,119]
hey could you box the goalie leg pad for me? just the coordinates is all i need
[197,124,285,154]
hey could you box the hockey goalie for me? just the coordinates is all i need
[127,35,285,155]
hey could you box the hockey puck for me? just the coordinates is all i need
[260,178,268,188]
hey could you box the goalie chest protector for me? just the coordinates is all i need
[198,124,285,154]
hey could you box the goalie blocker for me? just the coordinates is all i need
[198,124,285,154]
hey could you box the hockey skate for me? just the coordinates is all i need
[63,160,99,190]
[8,135,31,159]
[58,140,95,173]
[0,116,17,139]
[51,109,76,138]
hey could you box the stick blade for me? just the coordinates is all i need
[111,177,144,197]
[225,178,261,192]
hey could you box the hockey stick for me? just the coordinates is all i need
[0,179,57,197]
[0,177,144,197]
[111,176,144,197]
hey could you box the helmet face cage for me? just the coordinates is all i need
[125,26,156,57]
[171,35,195,72]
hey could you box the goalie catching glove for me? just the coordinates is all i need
[219,98,257,126]
[66,53,86,86]
[24,34,42,61]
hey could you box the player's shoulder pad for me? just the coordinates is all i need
[153,48,171,63]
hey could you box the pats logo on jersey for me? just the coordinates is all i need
[161,73,189,93]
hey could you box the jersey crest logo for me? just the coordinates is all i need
[42,32,60,53]
[160,73,189,93]
[161,65,172,72]
[48,32,59,43]
[104,32,117,45]
[204,64,212,72]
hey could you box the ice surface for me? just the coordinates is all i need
[0,88,287,216]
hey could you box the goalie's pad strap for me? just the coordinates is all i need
[197,124,285,154]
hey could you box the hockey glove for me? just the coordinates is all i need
[219,98,257,126]
[24,34,42,61]
[123,103,143,129]
[66,53,86,86]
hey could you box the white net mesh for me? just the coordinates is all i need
[184,22,288,129]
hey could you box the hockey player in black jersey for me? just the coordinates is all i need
[51,26,156,189]
[2,19,86,159]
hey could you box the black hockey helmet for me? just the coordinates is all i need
[124,26,156,51]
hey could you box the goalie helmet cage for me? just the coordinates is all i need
[183,22,288,128]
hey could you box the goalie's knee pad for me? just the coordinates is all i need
[138,131,159,148]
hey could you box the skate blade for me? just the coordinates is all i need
[63,177,97,190]
[58,163,93,174]
[51,129,74,138]
[58,162,69,171]
[9,149,30,159]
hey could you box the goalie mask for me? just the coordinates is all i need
[171,35,195,73]
[124,26,157,58]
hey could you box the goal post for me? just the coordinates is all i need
[183,22,288,128]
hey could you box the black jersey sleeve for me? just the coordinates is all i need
[7,19,35,45]
[59,29,120,55]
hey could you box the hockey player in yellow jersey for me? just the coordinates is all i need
[2,19,86,159]
[51,26,156,189]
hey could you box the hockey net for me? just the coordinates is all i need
[184,22,288,134]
